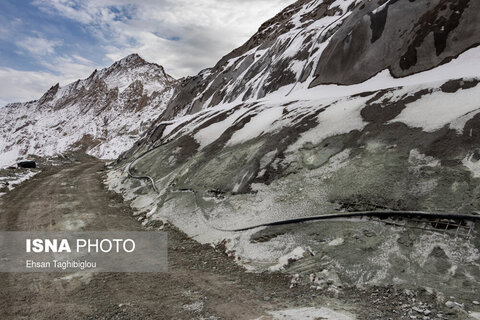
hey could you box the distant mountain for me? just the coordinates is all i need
[0,53,176,166]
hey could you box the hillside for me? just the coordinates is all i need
[107,0,480,308]
[160,0,480,118]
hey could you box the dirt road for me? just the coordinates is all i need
[0,158,347,320]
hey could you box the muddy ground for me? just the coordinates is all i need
[0,157,475,319]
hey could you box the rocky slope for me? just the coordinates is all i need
[0,54,176,167]
[108,0,480,310]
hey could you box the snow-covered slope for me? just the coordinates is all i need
[0,54,176,167]
[115,76,480,229]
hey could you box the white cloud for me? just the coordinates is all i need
[0,17,22,41]
[32,0,295,77]
[0,55,99,106]
[32,0,95,24]
[40,55,97,79]
[15,35,62,56]
[0,68,65,104]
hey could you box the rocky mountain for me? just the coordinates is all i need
[107,0,480,303]
[0,53,176,167]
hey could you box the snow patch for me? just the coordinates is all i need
[328,238,344,246]
[408,149,440,170]
[0,148,20,168]
[194,108,244,149]
[269,246,306,272]
[0,169,40,194]
[227,107,284,146]
[287,96,369,151]
[462,153,480,178]
[390,83,480,132]
[182,301,204,312]
[255,307,356,320]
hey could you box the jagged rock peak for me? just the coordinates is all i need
[100,53,175,86]
[110,54,168,75]
[38,83,60,105]
[115,53,147,68]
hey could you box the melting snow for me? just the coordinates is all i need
[3,170,39,192]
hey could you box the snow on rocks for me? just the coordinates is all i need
[462,153,480,178]
[0,168,39,197]
[268,246,308,272]
[226,106,284,147]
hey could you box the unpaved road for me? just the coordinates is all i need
[0,158,353,319]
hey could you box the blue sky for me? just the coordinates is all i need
[0,0,293,105]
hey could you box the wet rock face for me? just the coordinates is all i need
[311,0,480,85]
